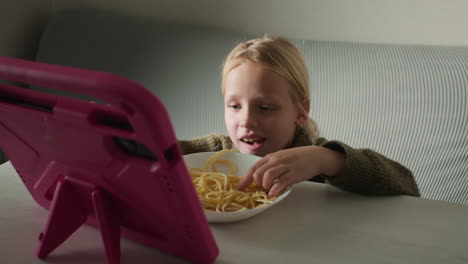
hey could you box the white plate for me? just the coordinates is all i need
[183,151,291,223]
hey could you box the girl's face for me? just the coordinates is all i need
[224,62,301,157]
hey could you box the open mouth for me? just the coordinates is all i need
[240,137,266,151]
[240,137,264,144]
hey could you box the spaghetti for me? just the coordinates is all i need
[189,150,276,212]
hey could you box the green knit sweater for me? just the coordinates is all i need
[179,129,421,197]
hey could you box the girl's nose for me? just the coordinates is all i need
[240,109,258,128]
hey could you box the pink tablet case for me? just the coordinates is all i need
[0,56,218,264]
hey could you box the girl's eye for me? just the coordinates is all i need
[228,105,241,110]
[259,105,272,111]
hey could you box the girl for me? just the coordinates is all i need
[179,36,420,198]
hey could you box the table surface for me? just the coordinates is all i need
[1,161,467,264]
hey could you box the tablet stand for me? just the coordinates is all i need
[36,177,121,264]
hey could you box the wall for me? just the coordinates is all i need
[0,0,52,59]
[1,0,467,59]
[56,0,468,46]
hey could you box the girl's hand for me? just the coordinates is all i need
[238,146,346,197]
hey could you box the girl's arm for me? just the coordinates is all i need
[317,138,421,197]
[238,138,420,198]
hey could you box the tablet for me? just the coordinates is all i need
[0,56,218,264]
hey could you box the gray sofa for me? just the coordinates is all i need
[11,8,468,204]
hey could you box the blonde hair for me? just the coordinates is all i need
[221,35,319,143]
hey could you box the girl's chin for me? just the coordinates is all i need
[238,140,268,156]
[241,150,265,157]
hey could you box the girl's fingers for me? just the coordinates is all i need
[251,157,274,189]
[268,176,292,197]
[262,165,289,190]
[238,157,268,190]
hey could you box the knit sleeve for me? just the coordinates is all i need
[178,133,235,155]
[316,138,421,197]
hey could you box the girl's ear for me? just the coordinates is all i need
[296,99,310,123]
[303,99,310,115]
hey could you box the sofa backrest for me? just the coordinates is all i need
[34,8,467,204]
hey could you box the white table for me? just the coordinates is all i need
[1,161,467,264]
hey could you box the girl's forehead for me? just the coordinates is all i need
[225,63,291,96]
